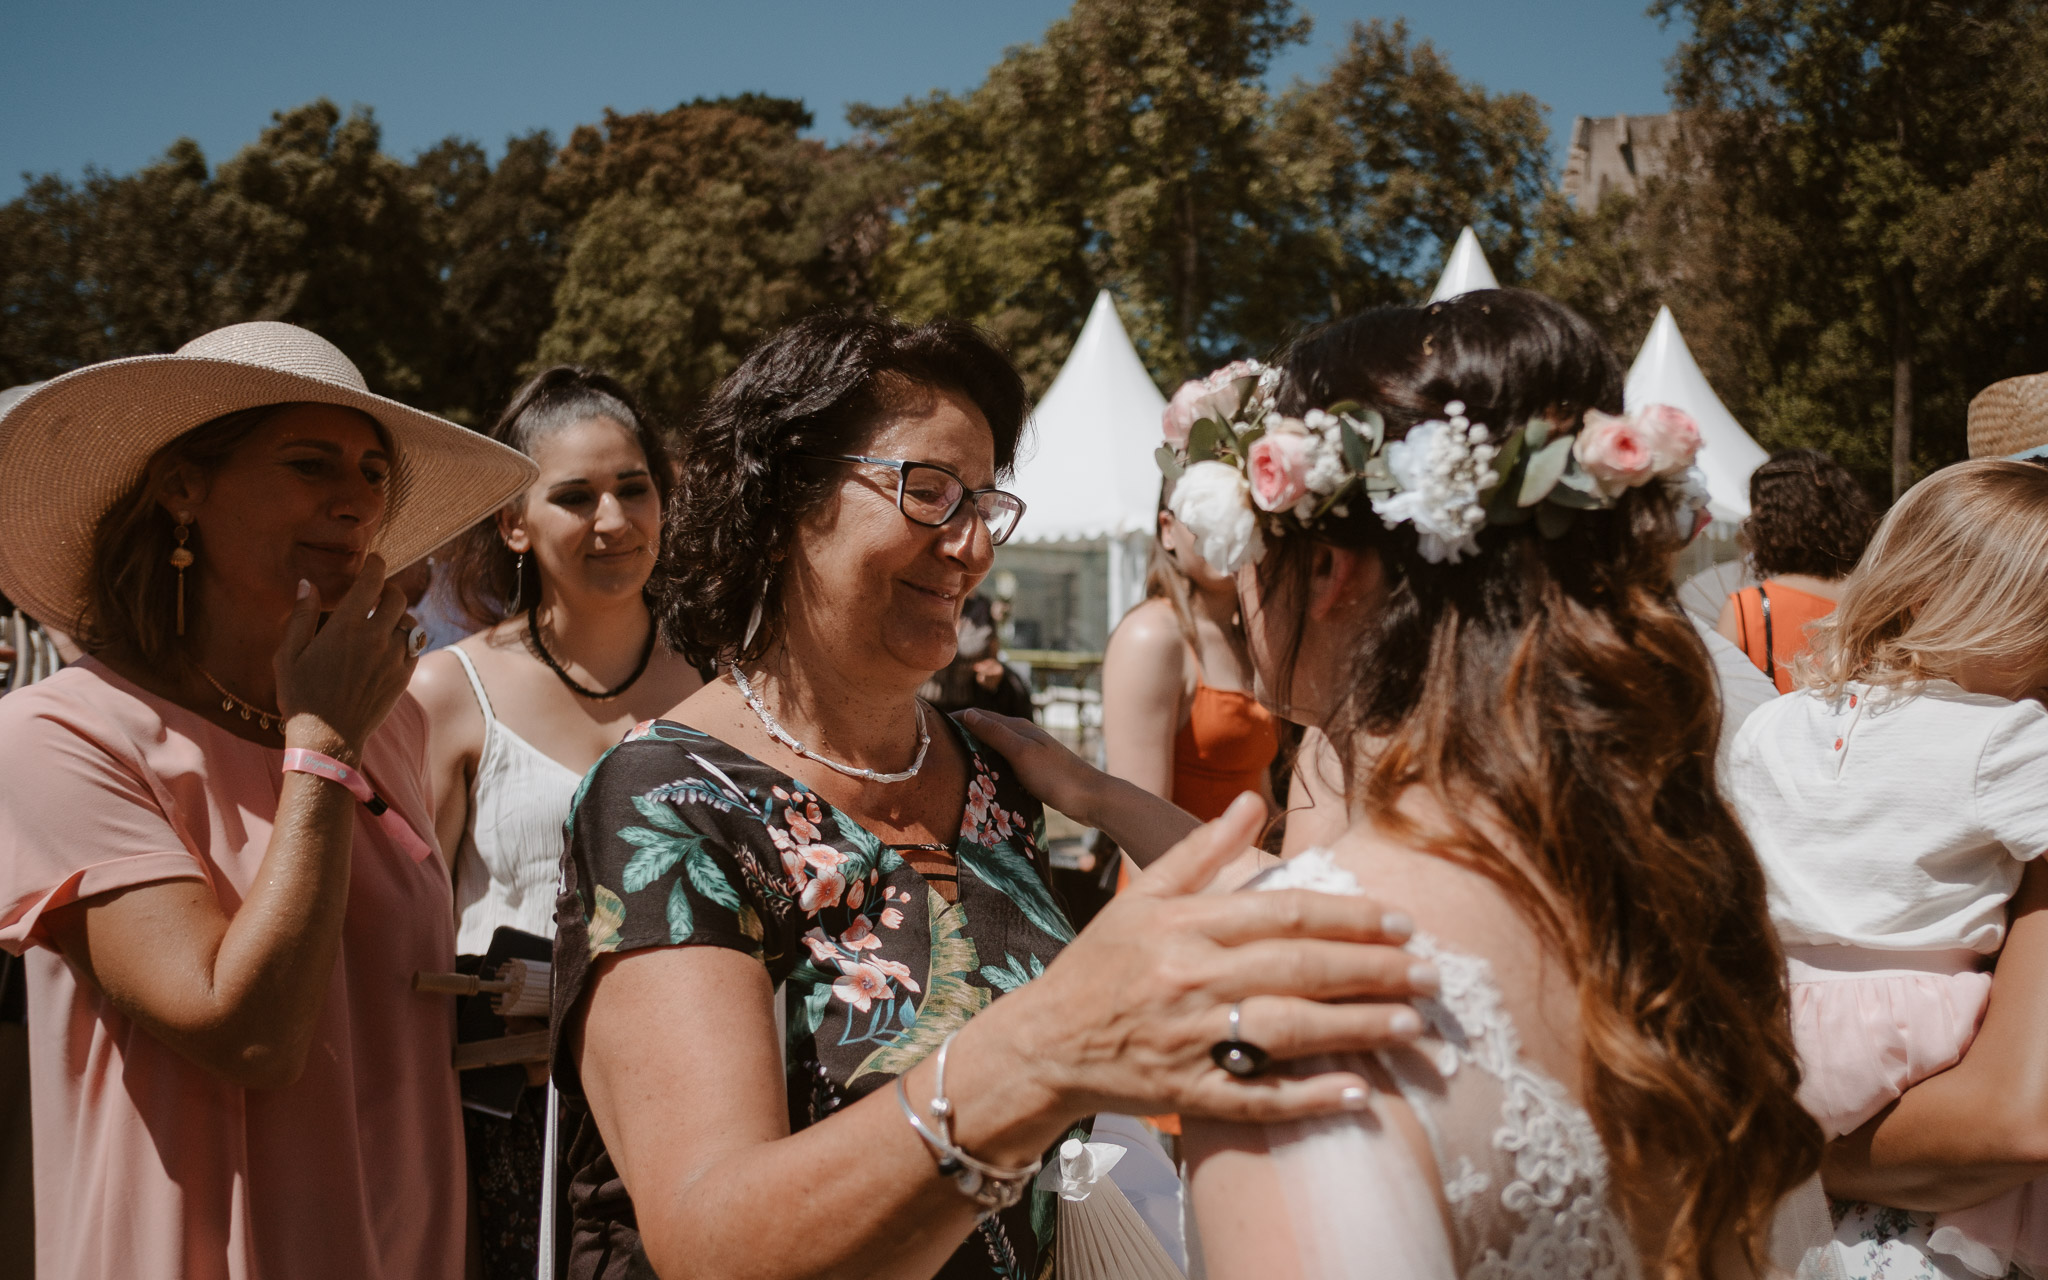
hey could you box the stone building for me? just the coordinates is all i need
[1562,113,1683,211]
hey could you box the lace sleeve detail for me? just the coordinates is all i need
[1246,851,1640,1280]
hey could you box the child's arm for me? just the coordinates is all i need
[1823,858,2048,1209]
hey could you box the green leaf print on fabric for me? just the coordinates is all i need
[825,801,907,882]
[587,885,626,957]
[666,878,694,943]
[619,828,689,893]
[980,953,1046,993]
[956,837,1074,945]
[632,792,690,832]
[853,888,989,1082]
[684,847,743,912]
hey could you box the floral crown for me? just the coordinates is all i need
[1157,359,1709,573]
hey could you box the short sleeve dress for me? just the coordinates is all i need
[551,717,1080,1280]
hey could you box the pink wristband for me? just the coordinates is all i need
[282,747,434,863]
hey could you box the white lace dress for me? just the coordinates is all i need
[1240,850,1640,1280]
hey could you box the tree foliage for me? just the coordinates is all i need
[856,0,1549,390]
[0,3,1555,426]
[1537,0,2048,496]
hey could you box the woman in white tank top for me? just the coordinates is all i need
[409,366,702,1280]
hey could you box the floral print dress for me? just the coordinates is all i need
[550,717,1079,1280]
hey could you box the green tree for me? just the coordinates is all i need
[1263,18,1550,326]
[412,130,571,423]
[1649,0,2047,495]
[857,0,1310,390]
[208,100,444,398]
[858,2,1553,392]
[534,95,896,427]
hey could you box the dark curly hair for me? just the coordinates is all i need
[655,310,1027,668]
[1742,448,1879,580]
[1261,289,1820,1274]
[442,365,670,628]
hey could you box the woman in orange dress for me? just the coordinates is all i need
[1104,483,1279,837]
[1717,448,1880,693]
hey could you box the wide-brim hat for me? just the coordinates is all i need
[0,321,538,633]
[1968,371,2048,461]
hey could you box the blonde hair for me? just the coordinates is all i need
[1800,459,2048,697]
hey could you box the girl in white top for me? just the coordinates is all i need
[408,366,702,1279]
[1727,458,2048,1280]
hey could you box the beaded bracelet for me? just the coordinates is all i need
[895,1031,1041,1218]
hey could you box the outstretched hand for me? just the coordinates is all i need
[994,793,1432,1125]
[957,708,1103,820]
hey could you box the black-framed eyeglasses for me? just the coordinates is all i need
[803,454,1028,546]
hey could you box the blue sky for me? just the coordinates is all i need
[1,0,1685,200]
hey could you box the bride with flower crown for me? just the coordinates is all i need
[974,289,1830,1278]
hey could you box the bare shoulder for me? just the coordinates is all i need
[1106,597,1187,660]
[408,648,484,745]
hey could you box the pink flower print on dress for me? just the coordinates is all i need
[796,848,849,912]
[786,808,821,844]
[800,928,839,964]
[841,916,883,951]
[846,879,865,909]
[869,956,921,994]
[879,906,905,930]
[832,962,894,1012]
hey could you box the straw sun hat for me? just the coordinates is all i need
[0,321,538,633]
[1968,371,2048,461]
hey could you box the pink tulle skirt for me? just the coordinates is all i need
[1789,945,2047,1278]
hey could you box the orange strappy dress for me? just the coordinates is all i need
[1732,581,1838,694]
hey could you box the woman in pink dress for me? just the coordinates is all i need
[0,322,535,1280]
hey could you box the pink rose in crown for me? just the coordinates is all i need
[1163,379,1207,447]
[1247,430,1314,513]
[1637,403,1702,474]
[1573,409,1658,496]
[1163,360,1261,447]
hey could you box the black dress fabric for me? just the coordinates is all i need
[551,716,1077,1280]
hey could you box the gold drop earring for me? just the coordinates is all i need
[170,515,194,635]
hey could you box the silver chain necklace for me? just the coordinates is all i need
[729,662,931,784]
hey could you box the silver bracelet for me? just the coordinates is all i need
[895,1031,1042,1218]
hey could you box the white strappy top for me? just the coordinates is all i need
[447,646,583,955]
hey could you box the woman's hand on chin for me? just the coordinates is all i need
[276,554,418,764]
[984,793,1433,1124]
[957,708,1106,821]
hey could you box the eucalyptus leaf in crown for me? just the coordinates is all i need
[1157,358,1711,574]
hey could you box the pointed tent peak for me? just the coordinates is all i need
[1010,290,1169,544]
[1623,305,1769,525]
[1428,227,1500,303]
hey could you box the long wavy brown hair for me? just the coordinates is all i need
[1262,290,1820,1275]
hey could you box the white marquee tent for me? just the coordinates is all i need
[1000,290,1167,650]
[1429,226,1500,301]
[1624,305,1768,528]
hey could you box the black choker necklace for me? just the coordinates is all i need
[526,608,655,701]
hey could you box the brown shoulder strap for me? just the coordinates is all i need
[1757,583,1775,682]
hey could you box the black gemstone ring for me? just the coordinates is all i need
[1210,1002,1271,1078]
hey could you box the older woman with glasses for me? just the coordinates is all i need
[550,311,1439,1280]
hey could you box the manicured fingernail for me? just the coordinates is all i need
[297,578,312,600]
[1381,911,1413,941]
[1340,1085,1371,1108]
[1389,1008,1423,1038]
[1407,962,1440,995]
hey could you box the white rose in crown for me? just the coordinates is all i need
[1170,460,1263,573]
